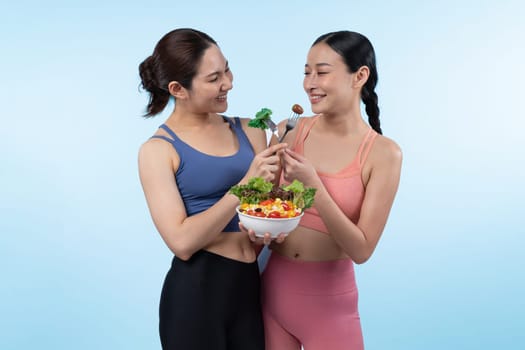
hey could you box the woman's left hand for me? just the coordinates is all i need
[280,148,320,187]
[239,222,287,245]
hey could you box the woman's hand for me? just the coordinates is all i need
[239,222,287,246]
[280,148,321,188]
[241,143,288,183]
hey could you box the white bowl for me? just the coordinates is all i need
[236,206,303,238]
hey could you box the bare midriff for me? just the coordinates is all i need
[270,226,349,261]
[204,232,257,263]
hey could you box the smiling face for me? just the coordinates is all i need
[303,43,360,116]
[186,44,233,114]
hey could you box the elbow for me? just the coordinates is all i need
[158,228,197,261]
[158,226,199,261]
[352,248,374,265]
[353,255,370,265]
[174,253,192,261]
[171,248,194,262]
[166,241,195,262]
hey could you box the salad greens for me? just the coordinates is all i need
[229,177,316,209]
[282,179,317,210]
[248,107,273,130]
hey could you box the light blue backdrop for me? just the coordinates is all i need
[1,1,524,349]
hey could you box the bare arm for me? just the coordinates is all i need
[138,131,288,261]
[138,140,238,260]
[281,137,402,263]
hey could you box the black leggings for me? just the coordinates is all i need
[159,250,264,350]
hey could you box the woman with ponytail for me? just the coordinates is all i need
[138,28,287,350]
[257,31,402,349]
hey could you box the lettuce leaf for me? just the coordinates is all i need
[282,179,305,193]
[230,177,316,209]
[229,177,273,204]
[282,180,316,209]
[248,107,272,129]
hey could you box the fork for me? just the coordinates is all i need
[278,110,301,143]
[265,118,279,141]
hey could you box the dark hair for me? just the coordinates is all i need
[138,28,217,117]
[313,31,382,134]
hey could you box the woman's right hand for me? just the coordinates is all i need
[241,143,288,183]
[239,222,287,246]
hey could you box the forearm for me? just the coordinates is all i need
[163,193,241,259]
[313,186,373,263]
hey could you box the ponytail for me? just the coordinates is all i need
[138,28,217,118]
[138,56,170,117]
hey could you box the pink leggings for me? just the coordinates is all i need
[261,253,364,350]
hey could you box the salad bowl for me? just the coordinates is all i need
[237,206,303,238]
[230,177,316,238]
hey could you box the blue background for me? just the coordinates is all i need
[1,1,524,349]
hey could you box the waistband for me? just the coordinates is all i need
[262,253,357,295]
[173,250,259,269]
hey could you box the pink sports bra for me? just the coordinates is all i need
[284,116,378,234]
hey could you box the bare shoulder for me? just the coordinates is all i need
[370,134,403,166]
[139,137,173,158]
[237,116,267,151]
[236,116,253,129]
[138,137,179,169]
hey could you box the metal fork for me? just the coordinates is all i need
[265,118,279,140]
[278,111,301,143]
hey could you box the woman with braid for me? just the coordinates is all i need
[138,28,287,350]
[258,31,403,349]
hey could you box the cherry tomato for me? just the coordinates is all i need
[281,202,291,211]
[259,199,274,206]
[268,211,282,218]
[253,211,266,217]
